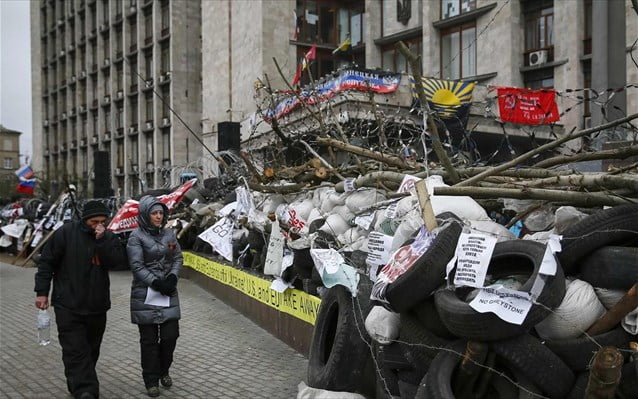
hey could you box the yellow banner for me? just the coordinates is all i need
[183,252,321,325]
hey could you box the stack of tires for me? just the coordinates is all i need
[308,205,637,399]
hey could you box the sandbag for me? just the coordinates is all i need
[554,206,589,234]
[365,306,400,345]
[594,287,626,310]
[391,209,422,252]
[297,382,366,399]
[345,189,387,214]
[260,194,285,214]
[468,220,516,242]
[319,214,350,237]
[425,175,490,221]
[535,279,606,340]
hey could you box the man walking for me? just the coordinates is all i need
[34,200,127,399]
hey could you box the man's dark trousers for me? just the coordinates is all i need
[54,306,107,399]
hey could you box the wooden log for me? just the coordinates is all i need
[586,284,638,336]
[415,180,438,231]
[396,41,461,183]
[433,186,633,207]
[455,112,638,187]
[247,182,307,194]
[316,137,413,169]
[533,145,638,169]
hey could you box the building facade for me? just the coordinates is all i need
[31,0,202,198]
[203,0,637,164]
[0,125,21,179]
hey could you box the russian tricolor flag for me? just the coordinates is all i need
[15,164,34,179]
[16,179,36,195]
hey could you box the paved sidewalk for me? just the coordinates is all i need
[0,258,308,398]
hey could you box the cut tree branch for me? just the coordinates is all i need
[433,186,635,207]
[396,41,460,183]
[533,145,638,169]
[316,137,413,170]
[455,113,638,187]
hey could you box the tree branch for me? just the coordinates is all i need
[533,145,638,169]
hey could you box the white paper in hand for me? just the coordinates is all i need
[144,287,170,307]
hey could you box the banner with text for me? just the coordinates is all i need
[183,252,321,325]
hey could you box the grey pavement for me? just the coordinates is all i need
[0,257,308,398]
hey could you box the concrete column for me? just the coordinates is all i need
[553,0,583,134]
[422,0,439,77]
[365,0,382,69]
[592,0,626,126]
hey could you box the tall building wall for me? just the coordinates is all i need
[30,0,201,199]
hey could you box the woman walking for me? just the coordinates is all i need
[127,195,182,397]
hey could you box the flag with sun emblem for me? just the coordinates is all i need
[410,77,475,135]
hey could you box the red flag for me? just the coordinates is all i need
[497,87,560,125]
[107,178,197,233]
[305,44,317,61]
[16,179,35,195]
[292,63,302,86]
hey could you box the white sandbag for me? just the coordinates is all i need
[594,287,626,310]
[394,196,418,219]
[468,220,516,242]
[391,209,423,252]
[195,202,224,217]
[320,191,345,214]
[332,205,355,224]
[365,305,400,345]
[425,175,490,221]
[554,206,589,234]
[297,382,366,399]
[299,208,324,236]
[312,186,334,208]
[535,279,607,340]
[337,227,363,246]
[345,189,387,214]
[319,214,350,237]
[289,199,315,223]
[260,194,285,214]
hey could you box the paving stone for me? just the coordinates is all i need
[0,258,308,398]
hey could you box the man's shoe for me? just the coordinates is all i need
[146,386,160,397]
[160,375,173,388]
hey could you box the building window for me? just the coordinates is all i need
[523,68,554,89]
[161,1,170,35]
[145,132,153,163]
[4,158,13,169]
[441,0,477,19]
[161,129,170,162]
[102,0,109,24]
[130,20,137,49]
[160,43,169,74]
[117,107,124,129]
[130,98,138,124]
[161,87,170,118]
[116,139,124,168]
[523,0,554,65]
[144,51,153,79]
[145,93,153,121]
[440,23,476,79]
[130,136,139,165]
[583,62,591,118]
[104,108,111,132]
[115,28,123,57]
[3,139,13,151]
[296,0,365,46]
[144,11,153,43]
[382,37,421,73]
[116,65,123,91]
[583,0,592,55]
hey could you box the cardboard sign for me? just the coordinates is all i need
[344,178,356,192]
[469,285,533,325]
[263,221,285,277]
[366,232,394,267]
[354,212,375,231]
[310,248,344,275]
[397,174,422,193]
[198,217,234,262]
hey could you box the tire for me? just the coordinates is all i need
[579,246,638,290]
[414,340,467,399]
[292,248,314,279]
[399,312,452,377]
[544,326,634,372]
[411,297,456,339]
[491,334,574,399]
[435,240,566,341]
[307,279,374,393]
[558,204,638,275]
[385,221,462,313]
[565,372,588,399]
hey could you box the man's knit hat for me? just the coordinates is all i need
[82,200,110,220]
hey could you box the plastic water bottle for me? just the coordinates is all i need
[37,309,51,346]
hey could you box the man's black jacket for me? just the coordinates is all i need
[34,221,128,314]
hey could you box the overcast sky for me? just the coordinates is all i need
[0,0,32,165]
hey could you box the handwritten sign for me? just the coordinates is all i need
[344,178,356,192]
[198,217,234,262]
